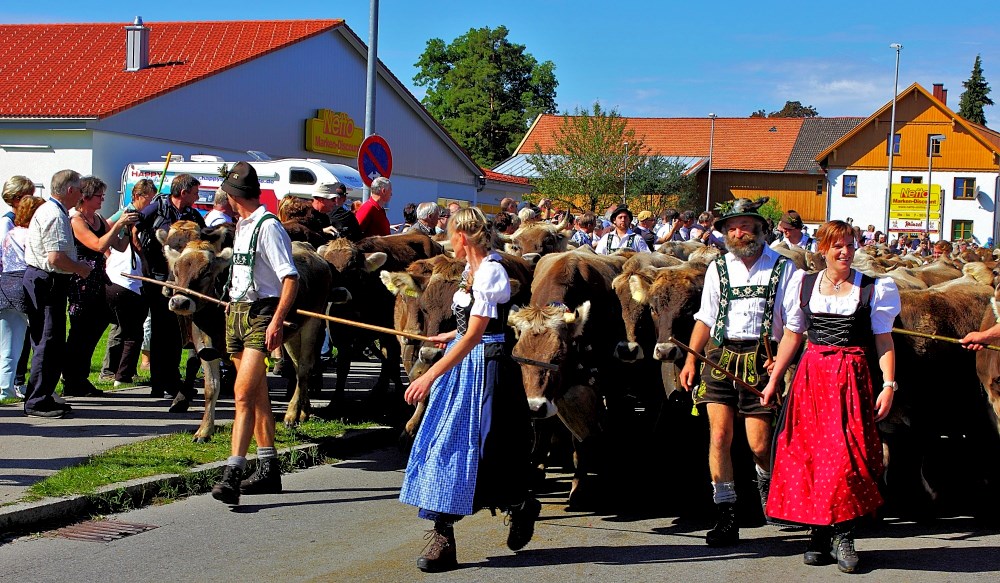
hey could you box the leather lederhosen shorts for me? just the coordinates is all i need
[225,298,279,354]
[694,338,775,417]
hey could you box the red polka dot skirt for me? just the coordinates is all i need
[766,344,884,526]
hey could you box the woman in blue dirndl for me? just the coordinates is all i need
[400,206,539,572]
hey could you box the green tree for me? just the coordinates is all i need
[527,102,696,213]
[413,26,558,167]
[748,101,818,118]
[958,55,994,125]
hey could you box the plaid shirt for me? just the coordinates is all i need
[25,198,75,273]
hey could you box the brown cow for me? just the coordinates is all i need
[160,224,331,438]
[612,253,683,363]
[317,233,444,408]
[886,281,1000,515]
[628,261,709,396]
[382,252,533,438]
[507,251,627,505]
[499,214,571,262]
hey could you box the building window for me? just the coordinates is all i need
[289,168,316,185]
[953,178,976,200]
[886,133,901,156]
[842,175,858,197]
[927,134,944,156]
[815,178,823,195]
[951,220,973,241]
[901,176,923,184]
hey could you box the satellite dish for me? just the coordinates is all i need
[247,150,272,161]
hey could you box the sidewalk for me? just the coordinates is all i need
[0,360,390,507]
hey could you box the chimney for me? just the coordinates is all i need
[932,83,946,104]
[125,16,149,72]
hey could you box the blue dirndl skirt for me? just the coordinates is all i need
[399,333,504,516]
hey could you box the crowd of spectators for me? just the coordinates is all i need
[3,171,993,416]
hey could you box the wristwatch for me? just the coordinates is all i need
[882,381,898,392]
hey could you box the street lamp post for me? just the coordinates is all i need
[925,134,946,238]
[622,141,629,205]
[706,113,717,212]
[885,43,902,233]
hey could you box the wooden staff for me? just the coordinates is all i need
[668,336,775,406]
[125,274,441,343]
[892,327,1000,352]
[157,151,173,194]
[296,309,432,343]
[123,273,228,308]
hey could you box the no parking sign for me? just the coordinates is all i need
[357,135,393,186]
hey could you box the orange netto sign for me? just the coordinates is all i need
[305,109,364,158]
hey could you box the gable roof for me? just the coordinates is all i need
[816,82,1000,163]
[0,19,342,118]
[482,168,530,185]
[516,114,809,172]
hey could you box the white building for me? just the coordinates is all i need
[819,83,1000,243]
[0,18,528,222]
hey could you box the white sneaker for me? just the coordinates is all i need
[13,384,25,398]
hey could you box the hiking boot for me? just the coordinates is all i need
[416,526,457,572]
[506,498,542,551]
[803,527,834,566]
[240,457,283,495]
[706,502,739,547]
[832,530,859,573]
[756,474,771,512]
[211,465,243,505]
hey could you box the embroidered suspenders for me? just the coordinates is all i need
[710,255,788,346]
[606,232,637,254]
[228,212,279,302]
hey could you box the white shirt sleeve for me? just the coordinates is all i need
[595,233,610,255]
[632,235,650,253]
[782,269,807,334]
[693,260,721,329]
[259,219,298,282]
[870,276,901,334]
[471,259,511,319]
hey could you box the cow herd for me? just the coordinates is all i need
[154,217,1000,518]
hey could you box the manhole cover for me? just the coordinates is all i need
[49,520,158,542]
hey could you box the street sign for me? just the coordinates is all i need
[357,135,393,187]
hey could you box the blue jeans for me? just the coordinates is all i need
[0,307,28,396]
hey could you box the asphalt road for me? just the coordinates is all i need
[2,447,999,583]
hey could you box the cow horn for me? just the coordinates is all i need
[554,212,569,231]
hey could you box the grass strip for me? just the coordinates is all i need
[22,419,374,501]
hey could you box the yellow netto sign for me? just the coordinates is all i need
[305,109,363,158]
[888,183,941,233]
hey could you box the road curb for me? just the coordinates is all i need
[0,426,397,536]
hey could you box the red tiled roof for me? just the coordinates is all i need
[518,115,804,172]
[0,19,342,118]
[482,168,530,185]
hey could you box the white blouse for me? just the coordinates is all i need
[454,252,511,319]
[784,269,901,335]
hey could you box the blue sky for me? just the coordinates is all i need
[6,1,1000,126]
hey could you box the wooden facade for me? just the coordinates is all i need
[699,172,827,223]
[823,91,1000,172]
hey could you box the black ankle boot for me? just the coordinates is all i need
[507,498,542,551]
[803,527,834,566]
[706,502,739,547]
[240,457,282,495]
[211,464,243,505]
[832,527,859,573]
[416,525,457,572]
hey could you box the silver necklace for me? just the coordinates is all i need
[824,270,847,292]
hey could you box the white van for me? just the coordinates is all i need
[120,155,364,214]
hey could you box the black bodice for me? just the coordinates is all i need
[800,271,875,347]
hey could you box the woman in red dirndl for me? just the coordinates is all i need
[761,220,900,573]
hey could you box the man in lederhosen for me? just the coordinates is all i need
[678,197,800,547]
[211,161,298,505]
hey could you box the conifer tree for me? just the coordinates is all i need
[958,55,994,125]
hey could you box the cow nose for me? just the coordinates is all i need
[168,295,194,315]
[418,347,443,364]
[614,341,644,362]
[526,397,557,419]
[653,342,680,362]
